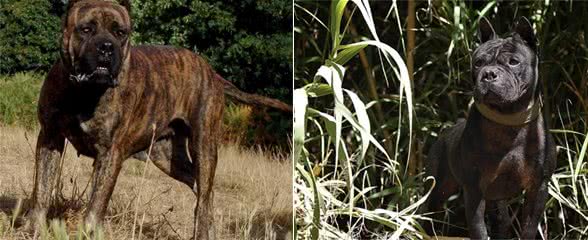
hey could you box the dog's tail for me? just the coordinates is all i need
[215,73,292,112]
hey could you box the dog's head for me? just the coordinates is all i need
[472,17,538,114]
[61,0,132,87]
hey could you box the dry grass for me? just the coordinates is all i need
[0,126,292,239]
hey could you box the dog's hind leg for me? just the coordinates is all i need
[187,86,223,240]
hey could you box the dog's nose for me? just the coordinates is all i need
[482,69,498,82]
[97,42,114,55]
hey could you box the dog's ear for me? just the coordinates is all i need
[119,0,132,14]
[478,17,496,43]
[63,0,83,30]
[513,17,536,49]
[66,0,82,11]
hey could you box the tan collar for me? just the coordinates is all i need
[474,96,542,126]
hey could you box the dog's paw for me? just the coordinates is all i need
[20,211,47,238]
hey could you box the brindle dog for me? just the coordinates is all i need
[27,0,289,239]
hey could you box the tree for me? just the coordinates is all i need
[0,0,61,73]
[131,0,292,103]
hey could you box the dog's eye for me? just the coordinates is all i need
[508,58,520,66]
[116,30,126,37]
[81,27,92,34]
[473,60,484,68]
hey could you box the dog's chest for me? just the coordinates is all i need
[60,103,120,157]
[55,86,125,156]
[480,154,534,200]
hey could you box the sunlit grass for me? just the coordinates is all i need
[0,126,291,239]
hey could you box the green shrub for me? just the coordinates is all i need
[131,0,292,103]
[0,0,60,73]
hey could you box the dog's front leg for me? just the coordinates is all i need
[521,180,548,239]
[464,186,488,239]
[84,146,123,228]
[487,199,512,238]
[28,129,65,231]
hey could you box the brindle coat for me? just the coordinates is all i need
[29,1,229,239]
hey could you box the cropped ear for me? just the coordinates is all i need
[478,17,496,43]
[61,0,81,69]
[66,0,82,12]
[513,17,536,50]
[119,0,131,15]
[63,0,83,27]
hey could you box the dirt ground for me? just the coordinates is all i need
[0,126,292,239]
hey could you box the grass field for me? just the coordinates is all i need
[0,126,292,239]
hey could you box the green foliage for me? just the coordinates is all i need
[294,1,420,239]
[296,0,588,239]
[131,0,292,102]
[0,0,60,73]
[0,72,43,128]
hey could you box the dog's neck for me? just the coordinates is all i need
[475,96,542,126]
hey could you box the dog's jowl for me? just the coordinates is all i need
[23,0,284,239]
[425,17,555,239]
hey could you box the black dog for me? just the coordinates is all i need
[425,17,555,239]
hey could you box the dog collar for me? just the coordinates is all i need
[474,96,542,126]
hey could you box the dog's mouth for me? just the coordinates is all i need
[70,64,119,86]
[475,89,527,114]
[473,88,505,110]
[94,66,110,75]
[91,60,115,77]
